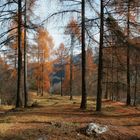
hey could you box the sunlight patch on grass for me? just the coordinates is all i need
[0,116,12,123]
[0,105,13,111]
[104,106,116,112]
[0,123,14,134]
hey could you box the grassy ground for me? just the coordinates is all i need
[0,92,140,140]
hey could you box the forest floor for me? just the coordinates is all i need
[0,92,140,140]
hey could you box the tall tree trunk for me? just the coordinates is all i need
[80,0,87,109]
[37,45,40,95]
[116,60,119,101]
[104,67,108,99]
[96,0,104,112]
[126,0,131,105]
[24,0,28,107]
[133,54,138,106]
[41,52,44,96]
[16,0,22,108]
[111,47,114,100]
[70,33,74,100]
[60,57,63,96]
[15,48,17,69]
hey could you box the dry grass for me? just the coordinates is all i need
[0,93,140,140]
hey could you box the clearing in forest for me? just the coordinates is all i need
[0,93,140,140]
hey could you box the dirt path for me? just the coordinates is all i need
[0,94,140,140]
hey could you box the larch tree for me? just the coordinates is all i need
[55,43,68,96]
[96,0,104,112]
[24,0,28,107]
[80,0,87,109]
[16,0,22,108]
[65,19,80,100]
[105,0,140,105]
[35,27,54,96]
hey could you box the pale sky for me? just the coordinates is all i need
[33,0,66,48]
[33,0,100,49]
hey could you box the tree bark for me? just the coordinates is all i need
[126,0,131,105]
[60,56,63,96]
[104,67,108,99]
[111,47,114,100]
[16,0,22,108]
[80,0,87,109]
[70,33,74,100]
[96,0,104,112]
[41,51,44,96]
[133,55,138,106]
[116,60,119,101]
[24,0,28,107]
[37,45,40,95]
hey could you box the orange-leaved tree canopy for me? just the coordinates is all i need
[33,27,54,94]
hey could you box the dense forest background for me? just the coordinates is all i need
[0,0,139,111]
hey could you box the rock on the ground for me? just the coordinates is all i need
[86,123,108,136]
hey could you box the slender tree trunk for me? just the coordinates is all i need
[60,57,63,96]
[15,48,17,69]
[96,0,104,112]
[104,67,108,99]
[41,52,44,96]
[116,60,119,101]
[16,0,22,108]
[41,63,44,96]
[60,75,63,96]
[80,0,87,109]
[133,55,138,106]
[111,47,114,100]
[37,46,40,95]
[70,33,74,100]
[126,0,131,105]
[24,0,28,107]
[37,80,39,95]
